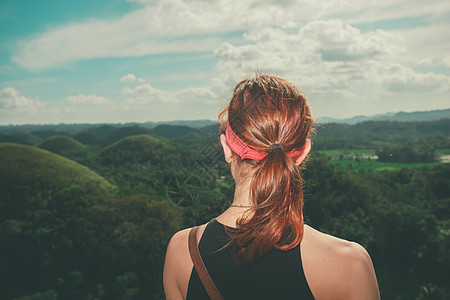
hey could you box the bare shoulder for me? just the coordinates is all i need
[163,224,208,300]
[301,225,380,300]
[305,225,370,263]
[167,228,191,255]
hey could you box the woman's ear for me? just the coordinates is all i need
[294,139,311,166]
[220,134,234,163]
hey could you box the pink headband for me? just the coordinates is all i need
[225,123,303,161]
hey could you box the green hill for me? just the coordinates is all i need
[151,124,196,139]
[100,134,192,168]
[31,129,70,139]
[197,123,221,136]
[0,131,41,146]
[0,143,113,197]
[174,131,203,146]
[38,135,85,154]
[73,131,101,145]
[80,124,118,137]
[102,126,152,145]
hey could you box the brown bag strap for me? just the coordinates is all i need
[188,226,224,300]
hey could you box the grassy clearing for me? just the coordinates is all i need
[331,159,442,171]
[315,148,449,171]
[436,149,450,155]
[315,149,376,155]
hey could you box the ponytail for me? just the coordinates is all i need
[229,147,305,265]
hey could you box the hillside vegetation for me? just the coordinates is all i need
[38,135,85,154]
[313,119,450,150]
[102,126,153,146]
[0,143,113,197]
[0,131,41,145]
[100,134,192,168]
[0,119,448,300]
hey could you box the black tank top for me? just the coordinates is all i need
[186,219,315,299]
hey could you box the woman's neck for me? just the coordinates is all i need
[232,177,253,206]
[216,177,254,227]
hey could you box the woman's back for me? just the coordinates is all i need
[164,216,379,299]
[163,74,379,299]
[186,219,314,300]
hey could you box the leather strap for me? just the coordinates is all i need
[189,226,224,300]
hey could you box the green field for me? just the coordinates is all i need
[436,149,450,154]
[314,149,449,171]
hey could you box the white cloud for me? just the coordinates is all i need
[123,83,177,103]
[6,0,380,71]
[120,74,137,82]
[398,24,450,68]
[5,0,450,123]
[376,63,450,93]
[120,81,225,121]
[0,87,43,112]
[119,86,222,123]
[300,20,401,61]
[444,57,450,68]
[65,94,111,104]
[210,17,450,119]
[214,19,450,93]
[11,1,237,71]
[417,56,450,68]
[10,0,450,73]
[120,73,146,83]
[122,84,157,95]
[417,57,442,66]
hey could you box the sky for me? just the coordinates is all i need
[0,0,449,125]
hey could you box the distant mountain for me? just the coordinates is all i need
[1,109,448,135]
[390,109,450,121]
[0,123,99,135]
[0,120,216,135]
[318,108,450,124]
[147,119,216,128]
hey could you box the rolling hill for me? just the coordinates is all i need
[100,134,193,168]
[0,143,113,198]
[102,126,152,145]
[38,135,85,154]
[151,124,196,139]
[0,131,41,146]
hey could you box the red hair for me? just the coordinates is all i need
[218,74,313,265]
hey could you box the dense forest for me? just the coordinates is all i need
[0,119,449,299]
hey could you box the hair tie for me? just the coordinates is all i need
[268,143,284,153]
[225,123,303,161]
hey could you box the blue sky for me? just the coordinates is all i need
[0,0,449,125]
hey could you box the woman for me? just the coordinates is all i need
[163,74,380,299]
